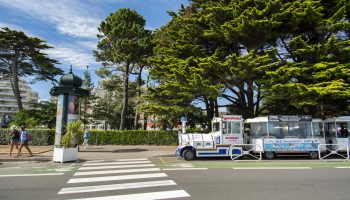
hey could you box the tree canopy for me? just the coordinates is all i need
[145,0,350,128]
[94,8,153,130]
[0,27,63,110]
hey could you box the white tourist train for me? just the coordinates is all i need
[176,115,349,160]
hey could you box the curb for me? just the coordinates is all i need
[0,156,52,162]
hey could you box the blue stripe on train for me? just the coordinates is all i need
[198,149,227,155]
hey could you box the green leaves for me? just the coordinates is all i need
[147,0,350,121]
[94,8,152,130]
[62,121,84,148]
[0,27,63,110]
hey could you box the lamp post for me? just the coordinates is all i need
[50,66,89,146]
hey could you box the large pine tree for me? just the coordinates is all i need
[94,9,152,130]
[0,27,63,110]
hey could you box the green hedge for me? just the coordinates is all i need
[81,130,178,146]
[0,129,178,146]
[0,129,55,145]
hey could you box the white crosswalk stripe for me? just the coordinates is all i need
[68,173,168,184]
[78,164,156,171]
[59,158,190,199]
[59,180,176,194]
[82,161,151,166]
[74,168,161,176]
[67,190,190,200]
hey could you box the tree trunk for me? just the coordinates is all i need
[120,63,129,130]
[11,62,23,111]
[134,66,144,129]
[214,98,219,118]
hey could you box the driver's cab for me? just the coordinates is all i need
[210,115,243,145]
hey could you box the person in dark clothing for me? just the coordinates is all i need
[9,125,20,156]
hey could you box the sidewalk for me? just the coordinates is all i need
[0,145,177,162]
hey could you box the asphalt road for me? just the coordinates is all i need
[0,173,70,200]
[165,168,350,200]
[0,158,350,200]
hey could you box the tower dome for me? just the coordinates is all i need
[59,66,82,87]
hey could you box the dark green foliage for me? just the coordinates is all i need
[94,8,153,130]
[0,129,55,145]
[0,129,178,146]
[10,101,57,128]
[81,130,178,146]
[147,0,350,121]
[81,65,96,125]
[0,27,63,110]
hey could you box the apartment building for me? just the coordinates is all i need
[0,78,39,116]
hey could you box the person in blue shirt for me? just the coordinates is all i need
[83,130,90,149]
[16,126,33,157]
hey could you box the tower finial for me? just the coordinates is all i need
[70,65,73,73]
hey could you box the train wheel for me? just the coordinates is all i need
[264,152,275,159]
[183,149,195,161]
[309,151,319,159]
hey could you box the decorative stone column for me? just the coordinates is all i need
[50,67,89,146]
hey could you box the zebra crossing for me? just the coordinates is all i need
[58,158,190,200]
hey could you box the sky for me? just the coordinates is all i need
[0,0,189,100]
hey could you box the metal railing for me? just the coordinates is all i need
[230,143,262,161]
[318,144,349,161]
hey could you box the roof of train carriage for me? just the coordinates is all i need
[244,116,323,123]
[244,117,268,123]
[323,116,350,122]
[212,115,243,122]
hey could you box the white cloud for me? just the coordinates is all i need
[0,0,100,38]
[44,45,96,70]
[77,40,98,50]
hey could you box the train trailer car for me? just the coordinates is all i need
[244,115,325,159]
[176,115,244,161]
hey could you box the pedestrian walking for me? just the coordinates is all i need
[83,130,90,149]
[16,126,33,157]
[9,125,20,156]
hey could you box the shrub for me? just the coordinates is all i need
[0,129,55,145]
[0,129,178,146]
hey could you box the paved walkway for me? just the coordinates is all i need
[0,145,177,162]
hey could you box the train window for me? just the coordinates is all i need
[312,122,324,137]
[325,123,336,137]
[250,123,267,139]
[222,122,227,134]
[268,122,288,139]
[337,123,349,138]
[227,122,241,134]
[212,122,220,132]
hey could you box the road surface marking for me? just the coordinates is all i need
[0,173,64,177]
[74,168,161,176]
[59,180,176,194]
[78,164,155,171]
[67,190,190,200]
[233,167,312,170]
[116,158,148,161]
[85,158,148,163]
[162,168,208,171]
[83,161,151,166]
[68,173,168,184]
[335,166,350,169]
